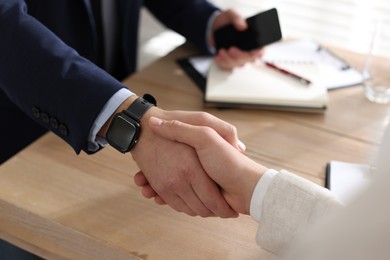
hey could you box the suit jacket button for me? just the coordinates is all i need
[59,124,68,136]
[41,113,49,124]
[50,117,59,129]
[32,107,40,119]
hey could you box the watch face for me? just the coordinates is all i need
[106,114,140,153]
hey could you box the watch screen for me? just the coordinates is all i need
[107,115,139,152]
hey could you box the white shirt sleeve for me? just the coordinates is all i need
[87,88,134,152]
[206,10,221,54]
[250,169,279,222]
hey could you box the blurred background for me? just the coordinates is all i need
[138,0,390,70]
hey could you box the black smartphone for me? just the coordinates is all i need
[214,8,282,51]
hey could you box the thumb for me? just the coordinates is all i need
[148,116,216,150]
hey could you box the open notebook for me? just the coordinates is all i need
[205,58,328,112]
[178,39,365,93]
[262,39,364,89]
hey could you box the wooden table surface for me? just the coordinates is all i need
[0,44,389,259]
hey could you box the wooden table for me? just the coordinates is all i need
[0,44,389,259]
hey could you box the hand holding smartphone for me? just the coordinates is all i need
[214,8,282,51]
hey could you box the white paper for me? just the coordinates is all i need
[328,161,372,204]
[187,39,366,90]
[262,39,366,89]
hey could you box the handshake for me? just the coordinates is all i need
[131,107,269,218]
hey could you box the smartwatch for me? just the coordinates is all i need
[106,94,156,153]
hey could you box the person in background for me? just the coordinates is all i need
[0,0,262,258]
[136,116,390,259]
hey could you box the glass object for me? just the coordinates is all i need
[363,21,390,104]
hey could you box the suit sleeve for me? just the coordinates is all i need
[144,0,219,53]
[256,170,342,255]
[0,0,126,154]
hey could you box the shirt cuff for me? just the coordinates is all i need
[206,10,221,54]
[250,169,279,222]
[87,88,134,152]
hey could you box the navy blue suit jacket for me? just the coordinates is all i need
[0,0,218,158]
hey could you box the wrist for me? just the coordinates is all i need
[242,163,268,215]
[98,95,138,138]
[103,94,157,153]
[249,169,278,221]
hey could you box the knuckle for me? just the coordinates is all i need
[164,177,180,191]
[153,178,174,195]
[200,126,217,138]
[157,169,189,195]
[225,123,237,138]
[167,119,182,128]
[197,111,211,123]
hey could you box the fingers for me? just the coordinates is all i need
[212,9,247,31]
[133,109,241,218]
[215,47,263,70]
[154,196,166,205]
[191,171,239,218]
[165,111,245,152]
[224,9,247,31]
[134,171,196,215]
[133,140,229,217]
[134,171,149,186]
[146,182,199,216]
[150,159,218,217]
[169,159,237,218]
[149,116,215,150]
[134,172,158,199]
[134,171,167,205]
[148,117,238,218]
[135,122,237,217]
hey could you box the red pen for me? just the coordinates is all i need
[265,62,311,86]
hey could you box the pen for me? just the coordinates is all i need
[264,62,311,86]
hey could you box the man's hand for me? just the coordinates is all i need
[211,9,264,70]
[131,107,245,218]
[136,117,269,215]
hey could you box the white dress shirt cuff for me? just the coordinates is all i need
[206,10,221,54]
[250,169,279,222]
[87,88,134,152]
